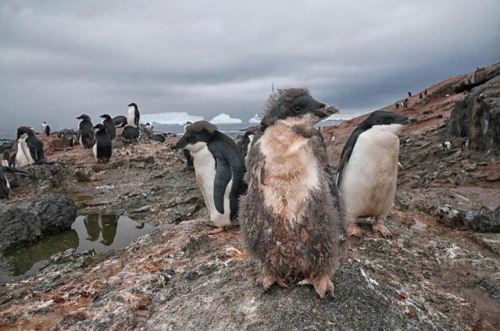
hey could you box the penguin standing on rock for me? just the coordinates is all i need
[337,111,413,238]
[239,88,342,298]
[0,166,10,199]
[76,114,95,148]
[2,151,9,167]
[42,121,51,136]
[100,114,116,140]
[15,127,45,166]
[182,121,194,170]
[93,124,112,162]
[174,121,246,233]
[127,103,140,126]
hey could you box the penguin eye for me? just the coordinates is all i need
[292,105,302,112]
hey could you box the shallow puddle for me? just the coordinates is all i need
[0,215,154,280]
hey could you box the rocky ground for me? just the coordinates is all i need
[0,64,499,330]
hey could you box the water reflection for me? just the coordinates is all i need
[83,214,119,245]
[0,214,154,281]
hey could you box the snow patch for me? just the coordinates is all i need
[210,113,242,124]
[141,112,204,125]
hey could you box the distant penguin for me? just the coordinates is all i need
[442,141,451,151]
[100,114,116,140]
[174,121,246,232]
[42,121,51,136]
[127,103,140,127]
[76,114,95,148]
[182,121,194,170]
[113,116,128,128]
[122,125,140,142]
[239,88,342,298]
[16,127,45,165]
[144,122,153,138]
[395,102,400,109]
[150,133,166,143]
[403,98,408,108]
[337,110,412,238]
[419,93,423,99]
[2,151,9,167]
[15,133,35,167]
[461,137,469,152]
[93,124,112,162]
[424,88,428,96]
[408,91,412,97]
[0,166,10,199]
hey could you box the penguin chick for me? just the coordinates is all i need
[337,110,412,238]
[93,124,112,162]
[239,88,342,298]
[174,121,246,232]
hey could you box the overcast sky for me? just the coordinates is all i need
[1,0,499,135]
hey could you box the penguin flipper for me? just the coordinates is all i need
[213,157,231,215]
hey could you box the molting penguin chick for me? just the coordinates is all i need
[93,124,112,162]
[127,103,140,127]
[239,88,342,298]
[337,110,412,238]
[174,121,246,232]
[0,166,10,199]
[100,114,116,140]
[16,127,45,165]
[76,114,95,148]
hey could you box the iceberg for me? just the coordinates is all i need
[248,113,262,124]
[209,113,242,124]
[141,112,204,125]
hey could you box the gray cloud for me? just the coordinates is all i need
[1,0,499,136]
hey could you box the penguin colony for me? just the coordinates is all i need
[2,91,415,300]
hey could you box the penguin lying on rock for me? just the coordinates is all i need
[337,110,414,238]
[174,121,246,233]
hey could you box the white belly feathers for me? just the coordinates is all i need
[192,145,232,227]
[341,128,400,217]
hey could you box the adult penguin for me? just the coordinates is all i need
[127,103,140,127]
[174,121,246,233]
[100,114,116,140]
[113,116,128,128]
[76,114,95,148]
[93,124,112,162]
[337,110,413,238]
[16,126,45,165]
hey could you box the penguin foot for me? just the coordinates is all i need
[258,272,287,290]
[304,275,334,299]
[347,224,363,238]
[372,224,393,238]
[208,227,226,235]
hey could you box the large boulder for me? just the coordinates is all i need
[23,193,77,235]
[0,194,77,252]
[448,72,500,154]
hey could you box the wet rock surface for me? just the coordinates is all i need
[0,64,499,330]
[0,194,76,252]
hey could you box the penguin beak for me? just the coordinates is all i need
[313,105,339,119]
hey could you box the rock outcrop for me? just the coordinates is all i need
[0,194,77,252]
[448,63,500,154]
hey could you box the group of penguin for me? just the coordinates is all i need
[76,103,142,163]
[1,88,414,298]
[175,88,413,298]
